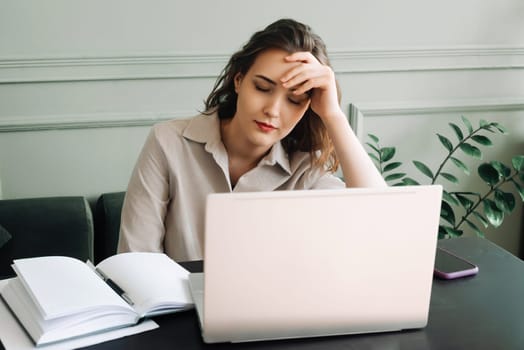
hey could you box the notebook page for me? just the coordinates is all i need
[13,256,133,320]
[96,252,193,316]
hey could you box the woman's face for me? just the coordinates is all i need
[231,48,311,152]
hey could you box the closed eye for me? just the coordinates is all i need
[288,98,302,105]
[288,93,310,106]
[254,83,271,93]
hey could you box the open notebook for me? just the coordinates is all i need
[1,252,193,346]
[189,185,443,343]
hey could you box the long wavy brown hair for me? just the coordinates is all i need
[204,18,340,171]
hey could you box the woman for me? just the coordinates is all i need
[118,19,386,261]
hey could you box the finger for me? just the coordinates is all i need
[284,51,315,63]
[281,62,326,85]
[281,66,310,86]
[284,66,330,91]
[283,71,319,91]
[295,71,337,95]
[291,81,314,96]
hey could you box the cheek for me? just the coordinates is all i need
[282,108,307,130]
[285,99,310,119]
[235,94,255,116]
[289,105,309,122]
[238,89,262,111]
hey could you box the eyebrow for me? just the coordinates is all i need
[254,75,276,85]
[254,74,310,97]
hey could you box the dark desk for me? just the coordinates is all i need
[11,237,524,350]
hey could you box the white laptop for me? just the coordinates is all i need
[189,185,442,343]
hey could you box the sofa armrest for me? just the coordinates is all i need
[94,191,126,264]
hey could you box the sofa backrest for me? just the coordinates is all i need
[0,196,94,279]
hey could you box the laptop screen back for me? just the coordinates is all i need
[201,186,442,342]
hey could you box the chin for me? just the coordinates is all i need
[249,134,279,149]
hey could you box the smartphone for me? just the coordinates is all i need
[434,247,479,279]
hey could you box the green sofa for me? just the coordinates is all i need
[94,191,126,264]
[0,192,127,278]
[0,196,94,278]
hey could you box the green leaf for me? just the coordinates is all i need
[480,119,488,128]
[483,199,504,227]
[491,122,508,134]
[449,123,464,141]
[478,163,502,186]
[512,155,524,172]
[380,147,396,162]
[368,134,379,143]
[472,211,489,228]
[453,191,478,196]
[450,157,470,175]
[461,115,473,134]
[465,219,484,237]
[383,162,402,172]
[402,177,420,186]
[490,161,511,178]
[440,201,455,226]
[448,228,464,237]
[471,135,493,146]
[512,181,524,201]
[368,153,380,163]
[455,193,474,210]
[385,173,406,181]
[437,134,453,152]
[494,190,516,214]
[459,143,482,159]
[440,172,459,184]
[442,191,459,206]
[438,226,447,239]
[413,160,434,179]
[441,225,463,238]
[366,143,380,154]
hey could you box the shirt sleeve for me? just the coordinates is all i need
[117,125,171,254]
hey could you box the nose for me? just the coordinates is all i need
[263,95,282,119]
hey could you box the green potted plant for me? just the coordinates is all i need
[366,116,524,239]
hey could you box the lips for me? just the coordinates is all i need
[255,121,277,132]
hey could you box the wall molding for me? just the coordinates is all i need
[3,98,523,133]
[348,97,524,140]
[353,97,524,116]
[331,46,524,73]
[2,46,523,132]
[0,110,197,132]
[1,46,523,83]
[0,54,228,83]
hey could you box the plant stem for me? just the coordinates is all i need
[377,143,384,174]
[432,125,486,184]
[454,172,519,230]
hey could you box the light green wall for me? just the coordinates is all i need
[0,0,523,254]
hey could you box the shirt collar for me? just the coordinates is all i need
[183,113,292,175]
[258,141,291,175]
[182,113,221,145]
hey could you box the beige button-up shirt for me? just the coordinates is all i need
[118,113,345,261]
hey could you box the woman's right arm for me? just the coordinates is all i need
[117,126,170,253]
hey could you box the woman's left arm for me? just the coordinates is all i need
[281,52,386,188]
